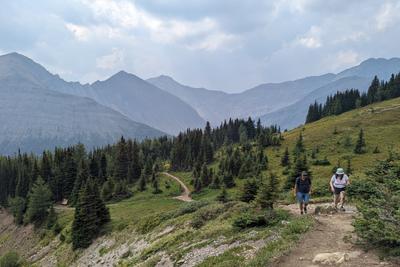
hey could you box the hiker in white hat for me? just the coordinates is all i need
[330,168,350,211]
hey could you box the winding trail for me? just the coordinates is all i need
[274,203,395,267]
[163,172,193,202]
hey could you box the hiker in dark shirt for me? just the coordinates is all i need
[293,171,312,214]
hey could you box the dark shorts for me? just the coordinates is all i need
[334,187,346,195]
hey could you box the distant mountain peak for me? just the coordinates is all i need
[107,70,143,83]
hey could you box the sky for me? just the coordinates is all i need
[1,0,400,92]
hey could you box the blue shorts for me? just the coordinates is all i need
[296,192,310,203]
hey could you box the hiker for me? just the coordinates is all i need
[330,168,350,211]
[294,171,312,215]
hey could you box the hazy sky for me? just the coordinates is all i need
[1,0,400,92]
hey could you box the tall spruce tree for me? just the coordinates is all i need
[114,137,129,181]
[281,147,290,167]
[240,179,258,202]
[70,160,89,206]
[216,186,228,203]
[222,172,235,188]
[354,128,366,154]
[72,179,109,249]
[257,173,278,209]
[24,176,52,224]
[138,172,147,192]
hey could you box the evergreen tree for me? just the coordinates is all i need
[138,172,147,191]
[46,205,57,229]
[216,187,228,203]
[62,152,77,199]
[113,179,130,199]
[239,123,248,143]
[41,151,53,183]
[101,179,114,201]
[72,182,97,249]
[24,176,52,224]
[222,172,235,188]
[210,175,221,189]
[281,147,290,167]
[98,153,108,184]
[91,180,110,227]
[240,179,258,202]
[8,196,26,225]
[15,167,29,199]
[114,137,129,181]
[70,160,89,206]
[200,163,210,186]
[194,177,202,192]
[257,149,268,171]
[293,133,305,157]
[89,155,99,179]
[354,128,366,154]
[367,76,380,104]
[346,158,353,175]
[151,173,162,194]
[72,179,109,249]
[257,173,278,209]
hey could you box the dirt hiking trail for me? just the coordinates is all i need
[274,203,395,267]
[163,172,193,202]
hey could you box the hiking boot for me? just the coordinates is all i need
[301,210,304,215]
[304,206,308,214]
[340,207,346,212]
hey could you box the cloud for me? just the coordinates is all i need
[328,50,360,71]
[65,23,90,41]
[1,0,399,91]
[296,26,322,48]
[96,48,125,70]
[375,2,400,31]
[78,0,238,51]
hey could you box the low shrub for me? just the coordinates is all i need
[0,251,21,267]
[312,157,331,166]
[191,204,225,229]
[233,209,288,229]
[352,160,400,256]
[174,200,209,217]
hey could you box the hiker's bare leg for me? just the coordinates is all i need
[339,191,345,208]
[334,194,339,208]
[299,202,304,213]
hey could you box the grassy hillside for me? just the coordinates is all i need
[266,97,400,198]
[1,98,400,266]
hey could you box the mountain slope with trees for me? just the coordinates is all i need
[0,97,400,265]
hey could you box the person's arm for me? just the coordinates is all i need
[345,175,350,186]
[330,175,335,192]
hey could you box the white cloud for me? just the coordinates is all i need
[96,48,125,70]
[78,0,238,51]
[187,32,239,51]
[65,23,90,41]
[296,26,322,48]
[65,22,122,41]
[375,2,400,31]
[298,36,321,48]
[328,50,360,71]
[272,0,314,17]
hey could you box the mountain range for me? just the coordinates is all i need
[149,57,400,129]
[1,52,400,154]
